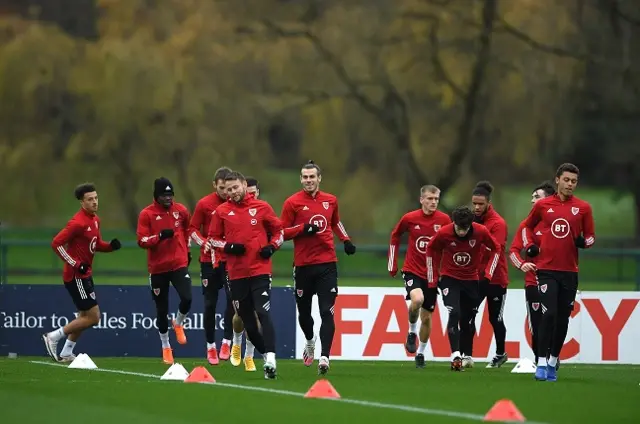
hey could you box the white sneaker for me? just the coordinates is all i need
[302,336,316,367]
[59,353,77,363]
[462,355,474,369]
[42,334,59,362]
[263,359,277,380]
[318,356,330,375]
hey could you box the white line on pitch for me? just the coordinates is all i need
[30,360,547,423]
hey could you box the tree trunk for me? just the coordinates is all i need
[436,0,497,198]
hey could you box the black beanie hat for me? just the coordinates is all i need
[153,177,174,199]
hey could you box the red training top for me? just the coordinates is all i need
[137,201,191,274]
[280,190,350,267]
[387,209,451,287]
[52,208,114,282]
[522,194,595,272]
[426,222,499,284]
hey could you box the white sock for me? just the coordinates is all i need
[207,342,216,350]
[409,321,418,333]
[222,338,231,346]
[175,311,187,326]
[266,352,276,364]
[245,338,255,358]
[537,357,546,367]
[548,355,558,367]
[306,337,315,347]
[159,331,170,349]
[417,342,427,355]
[48,327,66,342]
[451,351,461,360]
[233,331,243,346]
[60,339,76,356]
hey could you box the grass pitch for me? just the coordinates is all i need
[1,357,638,423]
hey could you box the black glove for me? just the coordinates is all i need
[302,223,320,235]
[224,243,246,255]
[110,238,121,251]
[480,276,490,285]
[78,263,91,275]
[159,229,174,240]
[187,251,192,266]
[575,236,586,249]
[259,245,275,259]
[344,240,356,255]
[525,244,540,258]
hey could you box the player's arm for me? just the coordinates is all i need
[481,229,501,280]
[51,220,83,268]
[576,204,596,249]
[189,200,207,247]
[264,204,284,250]
[522,202,542,242]
[388,214,408,277]
[95,221,119,253]
[207,209,226,249]
[137,210,162,249]
[182,208,192,245]
[280,198,305,240]
[332,200,356,254]
[509,222,537,272]
[331,200,350,242]
[182,207,193,262]
[425,232,443,285]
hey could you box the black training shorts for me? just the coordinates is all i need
[402,271,438,312]
[64,276,98,312]
[293,262,338,299]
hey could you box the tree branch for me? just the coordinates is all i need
[261,20,385,122]
[428,20,466,98]
[496,17,593,61]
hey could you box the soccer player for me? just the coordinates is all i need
[281,160,356,375]
[137,178,193,365]
[189,166,235,366]
[387,185,451,368]
[509,181,556,366]
[43,183,121,362]
[522,163,595,382]
[425,206,500,371]
[466,181,509,368]
[246,177,260,197]
[227,175,261,371]
[208,171,283,379]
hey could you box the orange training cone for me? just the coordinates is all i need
[184,366,216,383]
[483,399,526,422]
[304,379,341,399]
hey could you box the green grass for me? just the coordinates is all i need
[1,357,638,423]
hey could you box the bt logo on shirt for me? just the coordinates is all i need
[415,236,431,254]
[309,214,328,234]
[551,218,571,239]
[453,252,471,266]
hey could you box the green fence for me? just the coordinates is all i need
[1,237,639,290]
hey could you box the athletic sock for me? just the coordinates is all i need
[233,331,243,346]
[159,331,170,349]
[60,339,76,357]
[48,327,66,342]
[175,311,187,326]
[245,338,255,358]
